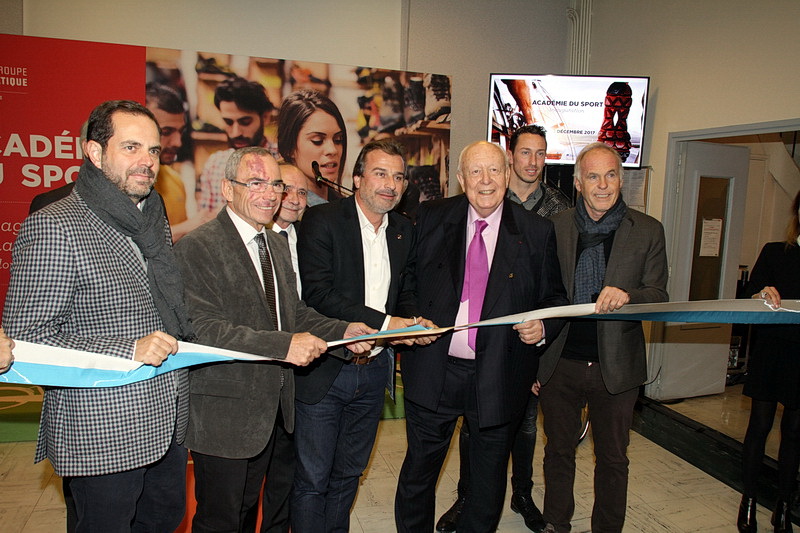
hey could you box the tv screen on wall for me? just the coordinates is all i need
[488,74,650,167]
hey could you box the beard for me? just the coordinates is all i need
[361,187,400,216]
[227,125,265,149]
[160,148,179,165]
[102,160,156,202]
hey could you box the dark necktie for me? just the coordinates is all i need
[254,233,279,331]
[461,219,489,350]
[279,230,289,239]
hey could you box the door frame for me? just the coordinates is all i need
[648,119,800,389]
[645,141,749,400]
[671,142,750,301]
[662,118,800,296]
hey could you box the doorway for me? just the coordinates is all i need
[661,119,800,282]
[646,118,800,438]
[645,141,750,401]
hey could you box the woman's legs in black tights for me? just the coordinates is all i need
[777,405,800,500]
[742,399,778,497]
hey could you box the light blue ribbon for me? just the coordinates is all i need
[3,300,798,389]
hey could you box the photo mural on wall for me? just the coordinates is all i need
[0,33,452,300]
[145,47,451,239]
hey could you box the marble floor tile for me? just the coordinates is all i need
[0,385,780,532]
[20,507,66,533]
[668,383,780,460]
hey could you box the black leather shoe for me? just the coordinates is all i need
[511,493,547,533]
[772,499,793,533]
[737,495,757,533]
[436,495,466,532]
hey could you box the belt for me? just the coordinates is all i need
[350,353,378,365]
[349,346,391,365]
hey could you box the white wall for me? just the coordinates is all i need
[22,0,405,67]
[0,0,22,34]
[11,0,800,206]
[722,139,799,267]
[405,0,570,193]
[589,0,800,220]
[11,0,571,189]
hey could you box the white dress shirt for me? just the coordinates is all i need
[271,221,301,296]
[227,206,283,329]
[355,199,392,355]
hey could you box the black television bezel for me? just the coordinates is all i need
[487,72,651,169]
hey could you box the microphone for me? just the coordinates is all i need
[312,161,353,195]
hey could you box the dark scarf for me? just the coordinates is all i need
[75,160,195,341]
[573,195,627,304]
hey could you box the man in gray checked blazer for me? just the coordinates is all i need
[3,100,195,531]
[537,142,669,533]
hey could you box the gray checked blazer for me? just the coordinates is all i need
[2,190,188,477]
[537,207,669,394]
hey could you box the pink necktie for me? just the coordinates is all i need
[461,219,488,350]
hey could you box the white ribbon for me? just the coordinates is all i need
[3,299,799,388]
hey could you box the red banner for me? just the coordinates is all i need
[0,34,145,298]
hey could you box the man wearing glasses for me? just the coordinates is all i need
[174,146,374,532]
[272,162,309,295]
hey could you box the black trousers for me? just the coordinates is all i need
[458,390,539,497]
[539,358,638,533]
[257,428,294,533]
[69,439,187,533]
[395,356,513,533]
[191,409,292,533]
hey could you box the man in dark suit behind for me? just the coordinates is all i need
[271,162,308,294]
[173,146,373,533]
[394,141,568,533]
[29,182,75,214]
[292,138,436,533]
[537,142,668,533]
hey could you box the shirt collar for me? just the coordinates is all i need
[227,206,265,245]
[467,200,504,230]
[355,197,388,234]
[507,185,543,210]
[271,221,294,236]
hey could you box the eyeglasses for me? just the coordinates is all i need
[228,179,286,194]
[284,185,308,198]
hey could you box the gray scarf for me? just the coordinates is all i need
[573,196,627,304]
[75,161,195,341]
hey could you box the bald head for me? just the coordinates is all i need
[275,163,308,227]
[456,141,510,218]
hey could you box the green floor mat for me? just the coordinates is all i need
[381,372,405,419]
[0,385,43,443]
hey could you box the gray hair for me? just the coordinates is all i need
[225,146,274,181]
[573,142,624,182]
